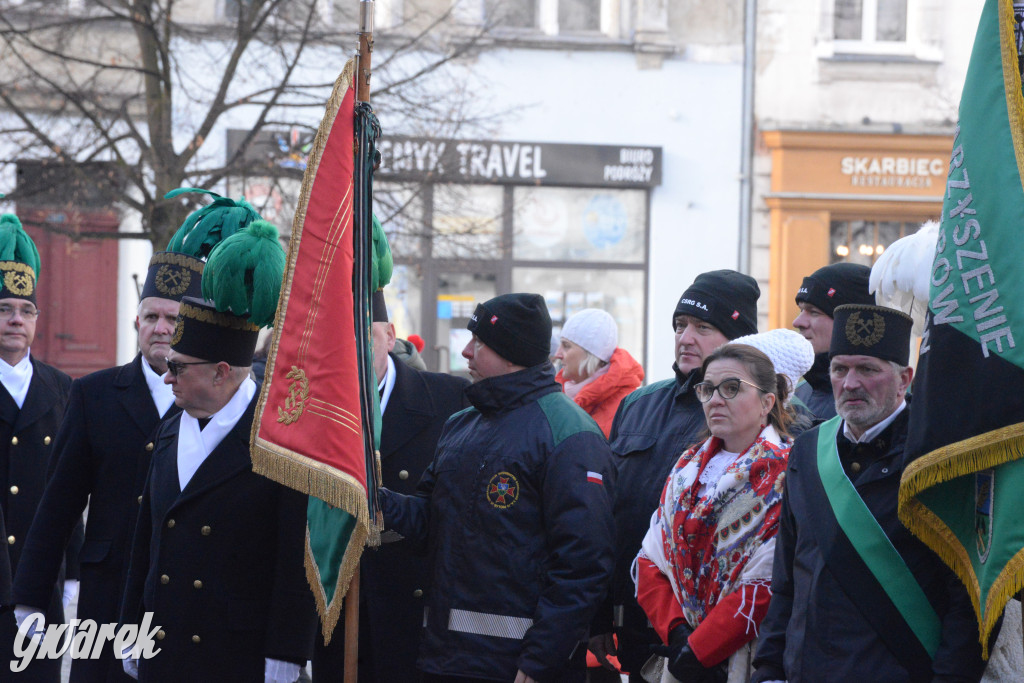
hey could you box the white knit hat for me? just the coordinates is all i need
[729,328,814,399]
[560,308,618,363]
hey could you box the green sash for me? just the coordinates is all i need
[816,416,941,657]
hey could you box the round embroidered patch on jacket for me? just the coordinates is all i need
[487,471,519,509]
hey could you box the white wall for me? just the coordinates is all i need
[471,49,744,381]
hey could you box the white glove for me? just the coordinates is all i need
[121,644,139,679]
[62,580,79,611]
[264,658,300,683]
[13,605,44,635]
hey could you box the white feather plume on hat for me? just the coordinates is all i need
[868,220,939,338]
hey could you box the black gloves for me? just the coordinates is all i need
[651,624,727,683]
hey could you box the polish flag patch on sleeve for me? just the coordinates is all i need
[587,471,604,485]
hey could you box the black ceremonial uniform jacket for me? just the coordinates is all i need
[0,358,74,683]
[15,354,176,682]
[313,355,469,682]
[121,393,316,682]
[598,365,707,674]
[752,410,987,683]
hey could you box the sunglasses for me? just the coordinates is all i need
[694,377,764,403]
[165,358,217,377]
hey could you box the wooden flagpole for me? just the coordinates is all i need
[345,3,374,682]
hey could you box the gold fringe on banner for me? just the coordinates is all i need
[899,423,1024,658]
[304,523,368,645]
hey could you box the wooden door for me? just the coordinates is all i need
[18,208,119,378]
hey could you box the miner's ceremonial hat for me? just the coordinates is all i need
[830,304,913,366]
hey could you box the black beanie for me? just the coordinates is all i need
[830,304,913,365]
[673,270,759,340]
[795,262,873,318]
[467,293,551,368]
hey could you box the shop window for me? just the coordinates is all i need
[514,267,644,367]
[833,0,907,43]
[513,187,645,263]
[830,219,918,266]
[431,184,504,260]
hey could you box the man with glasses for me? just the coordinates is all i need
[12,234,209,681]
[752,304,986,682]
[120,220,314,682]
[589,269,760,681]
[0,212,73,683]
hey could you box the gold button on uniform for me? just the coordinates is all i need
[156,630,165,640]
[201,526,211,536]
[145,442,154,452]
[10,437,17,446]
[412,589,423,598]
[137,496,143,504]
[191,635,201,644]
[398,470,409,480]
[167,519,175,528]
[851,462,862,473]
[160,575,169,584]
[193,580,203,589]
[6,536,13,545]
[43,436,51,445]
[9,486,17,495]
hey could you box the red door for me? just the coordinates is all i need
[18,208,119,378]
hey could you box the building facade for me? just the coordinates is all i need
[753,0,983,329]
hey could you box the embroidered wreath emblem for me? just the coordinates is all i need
[845,311,885,347]
[3,270,33,297]
[486,471,519,509]
[169,318,184,347]
[277,366,310,425]
[155,265,190,297]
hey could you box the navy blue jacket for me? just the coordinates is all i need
[793,353,836,422]
[381,363,615,682]
[312,356,469,682]
[598,366,707,674]
[752,410,986,682]
[15,355,174,682]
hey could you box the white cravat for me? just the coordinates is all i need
[141,357,176,417]
[176,378,256,490]
[0,351,33,409]
[378,355,395,415]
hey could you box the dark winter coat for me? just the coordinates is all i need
[312,356,468,682]
[381,363,615,682]
[597,366,707,674]
[752,410,987,683]
[121,394,315,682]
[0,358,74,683]
[14,355,176,682]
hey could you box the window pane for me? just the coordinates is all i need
[831,219,920,266]
[876,0,907,41]
[513,187,646,263]
[375,181,426,259]
[432,184,504,260]
[486,0,536,28]
[834,0,863,40]
[559,0,600,32]
[513,267,645,368]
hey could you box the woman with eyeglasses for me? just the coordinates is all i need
[633,343,795,683]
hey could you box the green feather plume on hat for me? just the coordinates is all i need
[164,188,262,259]
[0,213,41,279]
[201,219,285,329]
[371,214,392,292]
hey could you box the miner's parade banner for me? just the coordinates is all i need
[899,0,1024,657]
[250,58,375,642]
